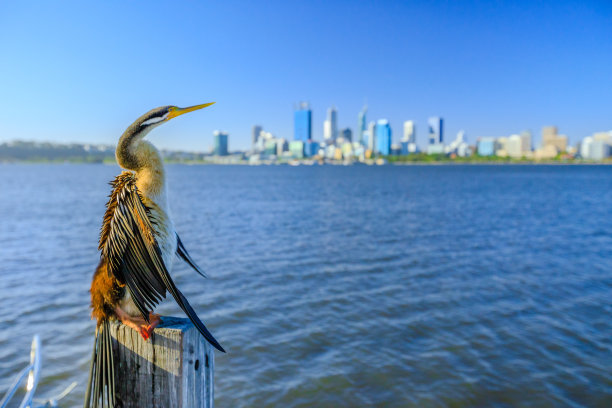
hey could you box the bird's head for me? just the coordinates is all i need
[136,102,216,132]
[117,102,215,171]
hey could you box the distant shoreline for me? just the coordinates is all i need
[1,160,611,166]
[3,140,611,166]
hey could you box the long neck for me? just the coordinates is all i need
[116,126,166,197]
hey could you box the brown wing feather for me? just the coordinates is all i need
[95,171,225,352]
[97,171,167,321]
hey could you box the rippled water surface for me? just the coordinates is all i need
[1,164,611,407]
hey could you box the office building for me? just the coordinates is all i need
[403,120,416,143]
[542,126,557,146]
[276,138,288,156]
[213,131,229,156]
[477,137,495,156]
[580,136,593,159]
[589,140,610,160]
[294,102,312,142]
[339,128,352,143]
[376,119,392,155]
[428,117,443,144]
[305,140,319,157]
[520,130,532,152]
[427,117,444,154]
[357,105,367,145]
[506,134,523,158]
[252,125,262,147]
[289,140,305,158]
[446,130,468,156]
[541,126,567,152]
[323,120,332,142]
[593,131,612,145]
[427,144,445,154]
[323,106,337,142]
[264,139,277,156]
[401,141,418,155]
[496,137,509,157]
[367,121,376,151]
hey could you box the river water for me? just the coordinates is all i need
[0,164,611,407]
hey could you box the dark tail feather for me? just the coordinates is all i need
[176,234,208,278]
[155,258,225,352]
[84,321,116,408]
[176,289,226,353]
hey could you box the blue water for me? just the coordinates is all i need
[1,164,611,407]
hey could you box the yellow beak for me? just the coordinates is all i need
[167,102,215,120]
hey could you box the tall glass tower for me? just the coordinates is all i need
[252,125,262,147]
[357,105,367,145]
[323,106,338,142]
[428,117,443,144]
[213,130,229,156]
[376,119,392,155]
[294,102,312,142]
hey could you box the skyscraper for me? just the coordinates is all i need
[339,128,352,143]
[294,102,312,142]
[376,119,391,155]
[323,119,332,141]
[541,126,558,146]
[323,106,337,142]
[367,121,376,151]
[428,117,443,145]
[541,126,567,152]
[213,131,229,156]
[357,105,367,145]
[507,134,523,158]
[403,120,416,143]
[520,130,532,152]
[252,125,262,147]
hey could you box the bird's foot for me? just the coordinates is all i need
[115,307,162,341]
[148,313,162,334]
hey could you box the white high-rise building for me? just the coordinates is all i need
[323,120,332,141]
[403,121,416,143]
[580,137,593,159]
[446,130,469,156]
[520,130,532,153]
[367,121,376,151]
[507,134,523,158]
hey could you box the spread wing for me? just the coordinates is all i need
[99,172,225,353]
[176,234,208,278]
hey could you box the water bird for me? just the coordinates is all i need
[85,104,224,408]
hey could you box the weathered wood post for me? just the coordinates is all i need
[107,316,214,408]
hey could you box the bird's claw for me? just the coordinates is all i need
[141,313,162,340]
[115,307,162,341]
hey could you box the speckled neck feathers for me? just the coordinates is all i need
[116,109,169,197]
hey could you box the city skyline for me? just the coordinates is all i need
[0,1,611,151]
[241,103,612,162]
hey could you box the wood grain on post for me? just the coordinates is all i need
[107,316,214,408]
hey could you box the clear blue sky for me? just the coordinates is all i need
[0,0,610,151]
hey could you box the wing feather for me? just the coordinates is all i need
[98,172,225,352]
[176,234,208,278]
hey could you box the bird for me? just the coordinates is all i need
[85,104,224,408]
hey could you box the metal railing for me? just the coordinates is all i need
[0,335,41,408]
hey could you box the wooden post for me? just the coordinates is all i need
[107,316,214,408]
